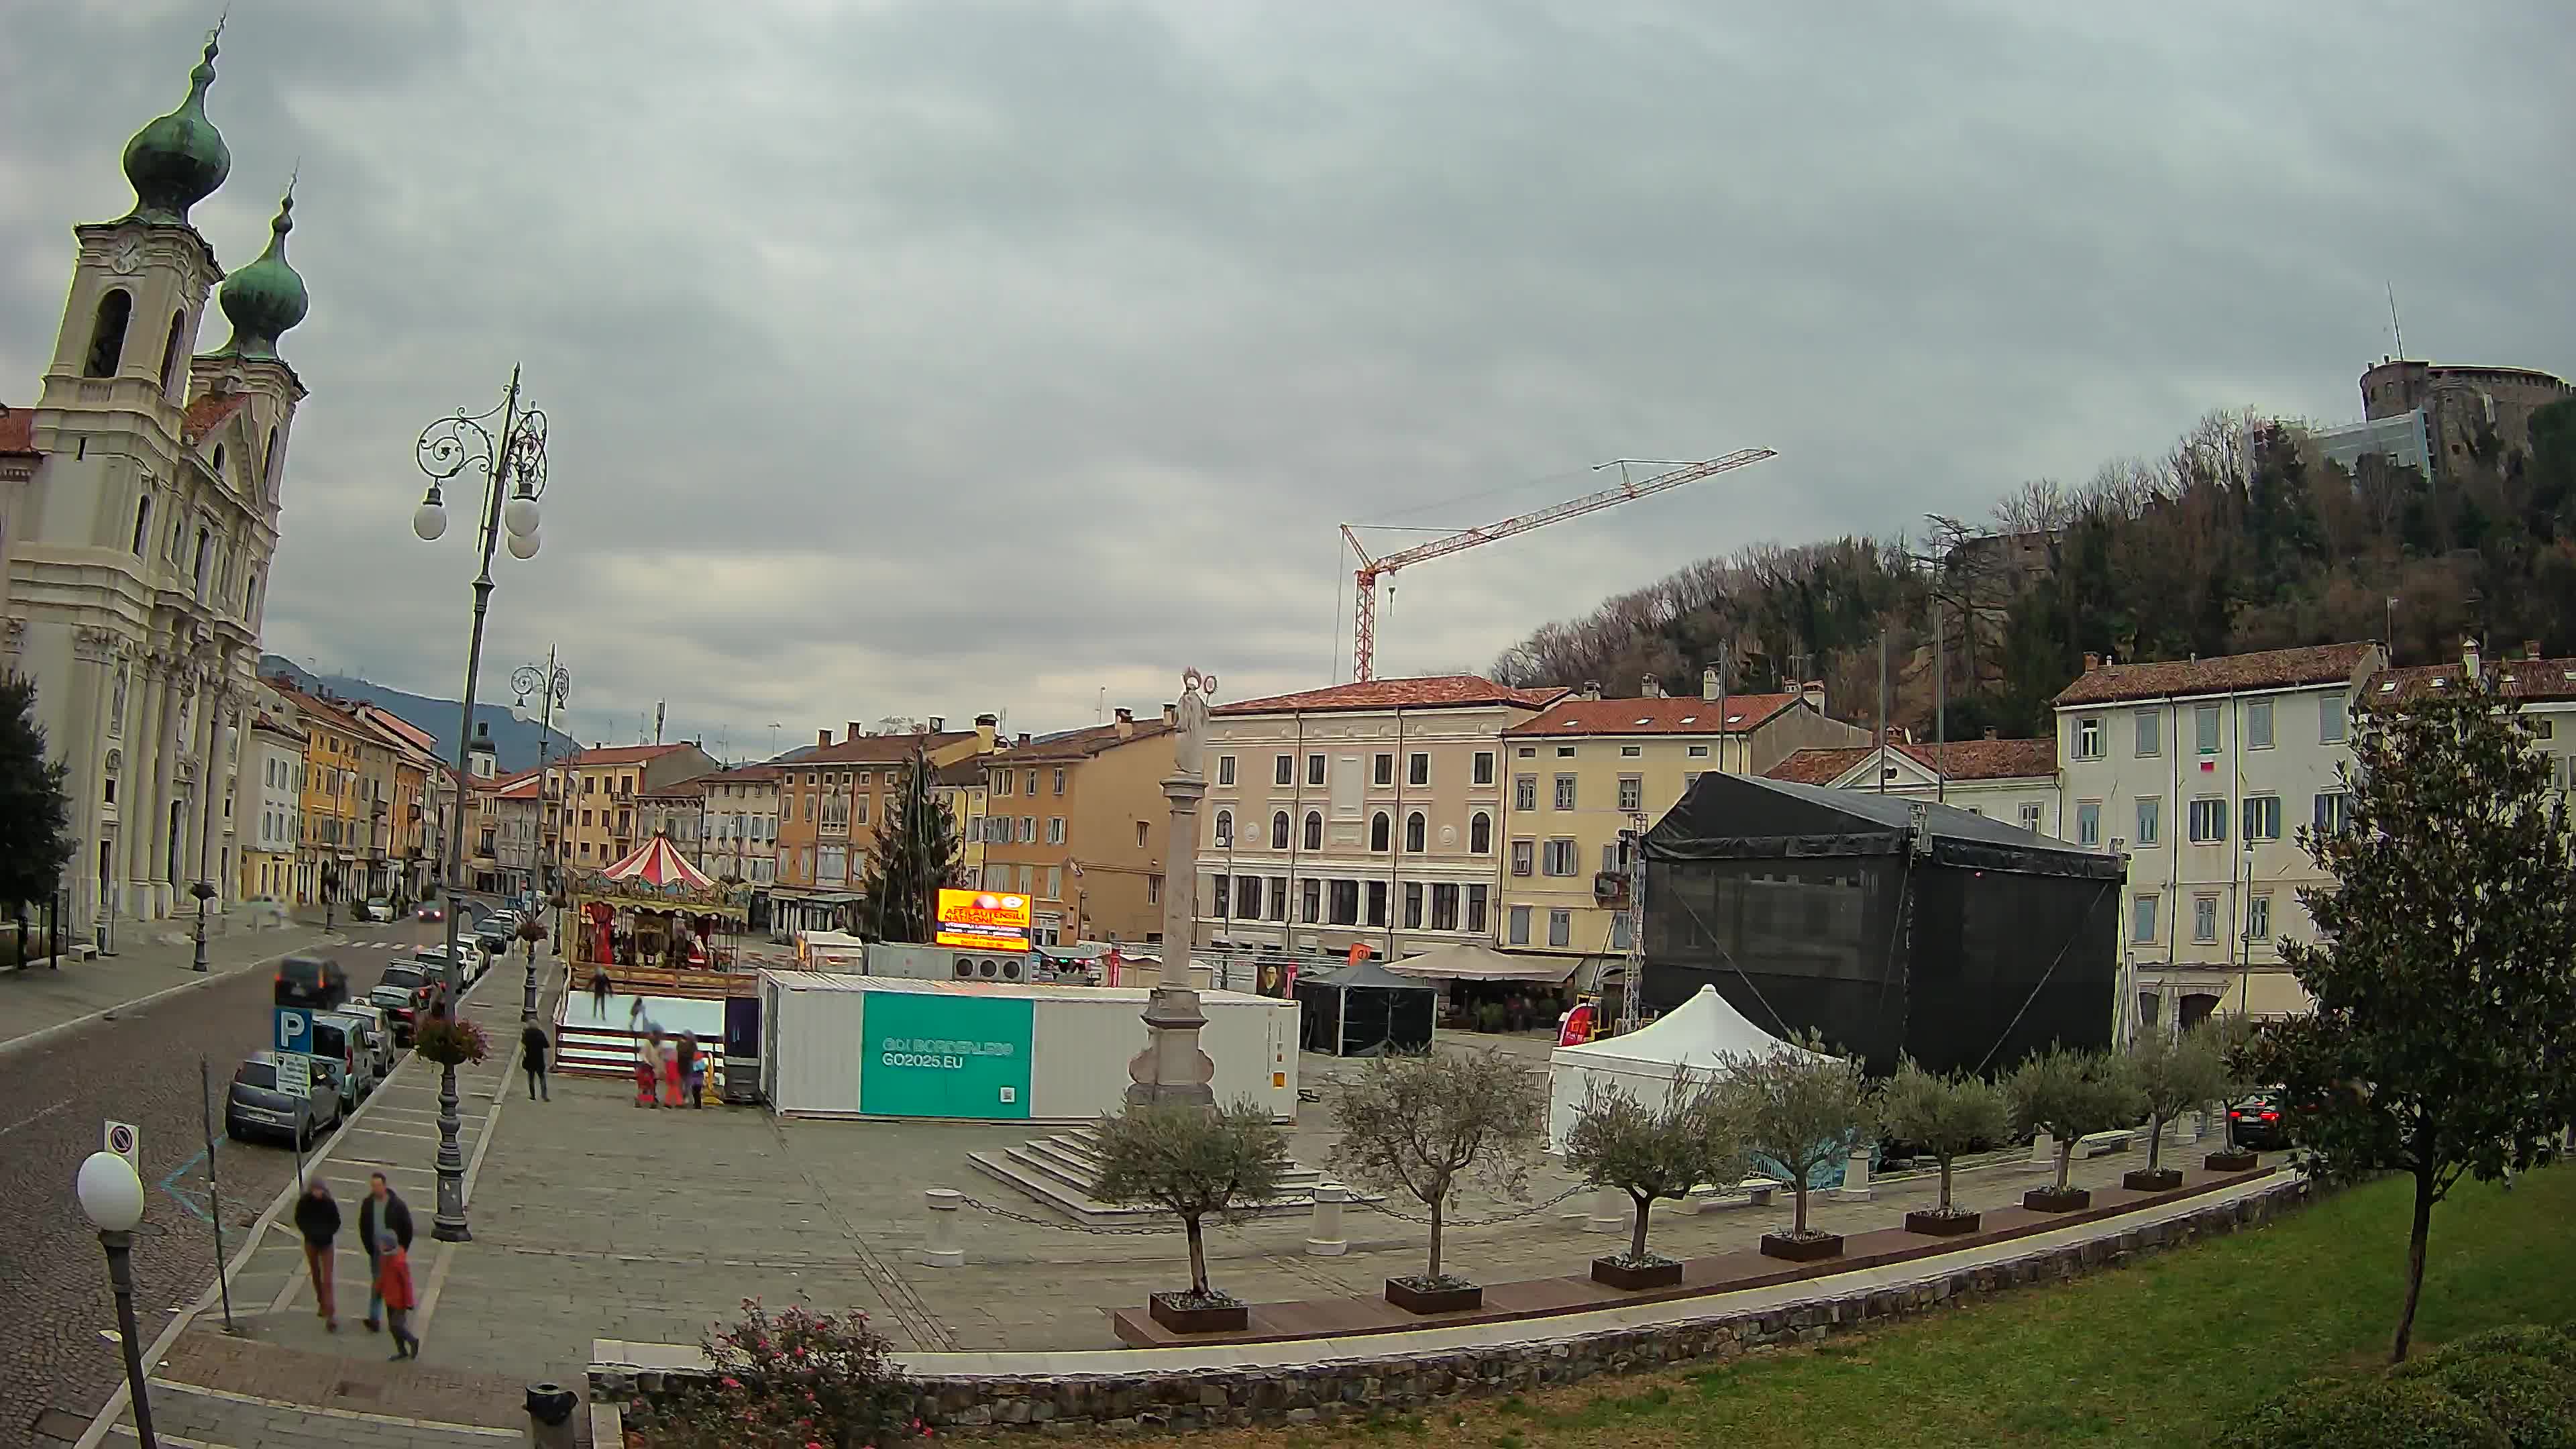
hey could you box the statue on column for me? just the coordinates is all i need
[1171,667,1217,779]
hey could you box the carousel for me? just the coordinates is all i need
[567,833,756,971]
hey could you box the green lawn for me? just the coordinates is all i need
[1236,1165,2576,1449]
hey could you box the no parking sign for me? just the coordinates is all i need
[103,1120,139,1168]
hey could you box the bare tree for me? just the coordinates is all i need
[1330,1050,1545,1287]
[1093,1099,1290,1304]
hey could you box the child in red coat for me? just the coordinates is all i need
[374,1232,420,1360]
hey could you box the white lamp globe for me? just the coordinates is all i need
[76,1150,145,1232]
[412,499,448,542]
[502,493,541,538]
[506,529,541,561]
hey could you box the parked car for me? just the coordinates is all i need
[359,896,394,923]
[2228,1092,2291,1152]
[476,914,517,957]
[415,943,481,987]
[224,1051,339,1146]
[307,1016,372,1105]
[384,957,451,1002]
[274,954,350,1010]
[315,1057,356,1118]
[325,1004,396,1080]
[368,983,420,1047]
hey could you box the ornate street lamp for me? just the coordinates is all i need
[76,1150,158,1448]
[512,649,570,900]
[189,879,216,973]
[411,366,549,1243]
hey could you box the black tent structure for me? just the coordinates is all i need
[1295,959,1439,1057]
[1640,773,2123,1077]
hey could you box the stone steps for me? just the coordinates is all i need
[967,1127,1364,1227]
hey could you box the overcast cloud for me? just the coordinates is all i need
[5,1,2569,752]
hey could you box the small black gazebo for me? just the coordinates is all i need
[1294,958,1438,1057]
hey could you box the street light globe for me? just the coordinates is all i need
[76,1150,144,1232]
[506,528,541,561]
[413,498,449,542]
[503,493,541,538]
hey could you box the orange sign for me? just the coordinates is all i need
[1558,1002,1597,1047]
[936,889,1033,952]
[1346,943,1369,967]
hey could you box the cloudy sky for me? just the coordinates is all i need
[5,2,2569,753]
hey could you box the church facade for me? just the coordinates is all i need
[0,28,312,942]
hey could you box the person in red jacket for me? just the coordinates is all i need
[374,1231,420,1360]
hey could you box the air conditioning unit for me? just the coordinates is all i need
[1592,872,1629,904]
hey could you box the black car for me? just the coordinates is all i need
[368,983,421,1046]
[224,1051,340,1146]
[274,954,349,1010]
[2227,1092,2290,1151]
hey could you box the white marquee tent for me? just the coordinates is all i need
[1545,984,1827,1151]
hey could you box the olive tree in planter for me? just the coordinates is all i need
[1721,1037,1873,1263]
[1877,1059,2010,1236]
[2006,1046,2143,1212]
[1562,1071,1748,1289]
[2201,1014,2265,1172]
[1330,1049,1545,1314]
[2125,1026,2232,1191]
[1092,1098,1290,1334]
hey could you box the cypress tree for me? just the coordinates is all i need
[857,751,961,943]
[0,677,77,957]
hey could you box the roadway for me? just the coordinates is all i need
[0,914,468,1449]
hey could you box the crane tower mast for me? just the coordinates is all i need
[1340,449,1776,681]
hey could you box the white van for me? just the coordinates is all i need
[331,1001,399,1077]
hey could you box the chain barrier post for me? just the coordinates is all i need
[1304,1183,1348,1256]
[1584,1185,1628,1234]
[1831,1142,1875,1202]
[2027,1130,2057,1169]
[919,1187,964,1268]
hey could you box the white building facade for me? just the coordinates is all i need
[702,765,782,887]
[1,34,311,940]
[241,713,303,902]
[1766,735,2061,838]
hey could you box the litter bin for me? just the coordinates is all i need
[524,1382,578,1448]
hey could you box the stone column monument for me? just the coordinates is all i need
[1126,667,1219,1110]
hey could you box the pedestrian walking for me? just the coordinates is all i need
[356,1172,414,1333]
[677,1032,705,1108]
[521,1016,551,1101]
[635,1030,662,1108]
[660,1031,685,1108]
[376,1230,421,1360]
[590,965,613,1016]
[292,1181,341,1332]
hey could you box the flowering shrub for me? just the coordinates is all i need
[631,1299,916,1449]
[411,1015,490,1067]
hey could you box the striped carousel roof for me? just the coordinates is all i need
[598,834,714,890]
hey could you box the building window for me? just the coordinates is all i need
[1553,774,1577,810]
[2076,800,2100,847]
[2075,716,2102,761]
[2241,794,2282,842]
[1328,879,1358,925]
[1306,753,1326,786]
[1217,755,1236,786]
[1466,883,1487,934]
[1608,911,1630,950]
[1370,812,1391,852]
[1404,811,1426,852]
[2135,795,2161,847]
[1432,883,1460,930]
[2314,790,2349,835]
[1366,879,1387,927]
[1469,811,1492,853]
[2245,700,2275,750]
[1687,743,1709,759]
[2021,802,2044,833]
[2133,894,2159,943]
[2245,893,2271,943]
[1214,810,1232,847]
[1047,817,1066,845]
[1235,875,1258,916]
[1052,769,1066,795]
[1542,838,1578,876]
[2321,696,2348,744]
[1547,908,1571,948]
[1508,904,1532,946]
[130,496,152,555]
[1045,866,1062,900]
[2188,797,2227,843]
[1617,775,1642,812]
[1275,755,1293,786]
[1514,775,1537,811]
[2135,710,2161,757]
[2196,704,2221,755]
[1148,874,1163,906]
[1271,811,1290,849]
[1303,810,1322,851]
[1018,816,1036,842]
[1212,875,1231,918]
[1511,839,1534,876]
[1556,745,1575,758]
[85,288,132,377]
[1023,770,1038,796]
[1472,751,1495,786]
[1403,881,1424,928]
[1373,753,1394,786]
[1269,875,1289,921]
[1407,752,1430,786]
[2193,895,2220,943]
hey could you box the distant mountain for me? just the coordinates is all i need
[259,655,578,775]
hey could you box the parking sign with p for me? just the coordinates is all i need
[273,1006,312,1055]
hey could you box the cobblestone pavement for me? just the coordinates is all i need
[2,916,437,1449]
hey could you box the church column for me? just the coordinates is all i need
[148,661,189,919]
[186,669,219,904]
[124,658,169,918]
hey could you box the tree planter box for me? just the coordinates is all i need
[1759,1232,1844,1263]
[1384,1277,1483,1314]
[2204,1149,2259,1172]
[2023,1186,2092,1213]
[2123,1167,2184,1192]
[1590,1255,1684,1291]
[1147,1292,1248,1335]
[1904,1209,1981,1236]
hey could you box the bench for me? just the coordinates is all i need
[1690,1177,1788,1212]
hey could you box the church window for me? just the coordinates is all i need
[211,444,225,481]
[194,527,211,589]
[264,427,282,496]
[131,496,152,555]
[85,289,132,378]
[158,311,186,396]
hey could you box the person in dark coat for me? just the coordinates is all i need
[292,1180,341,1331]
[356,1172,414,1332]
[520,1016,551,1101]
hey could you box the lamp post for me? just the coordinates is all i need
[189,879,215,973]
[412,366,550,1243]
[513,649,570,904]
[76,1150,158,1449]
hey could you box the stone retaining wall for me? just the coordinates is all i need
[594,1177,2312,1436]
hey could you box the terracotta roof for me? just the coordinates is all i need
[1504,694,1804,737]
[0,405,34,456]
[698,764,782,784]
[792,731,979,767]
[248,712,306,744]
[2373,656,2576,704]
[180,391,252,445]
[1215,675,1566,716]
[265,680,364,734]
[478,768,541,798]
[932,759,987,788]
[2051,643,2379,707]
[637,778,710,800]
[562,743,692,767]
[989,718,1174,763]
[1767,736,2057,787]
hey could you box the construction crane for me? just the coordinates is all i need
[1340,449,1777,681]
